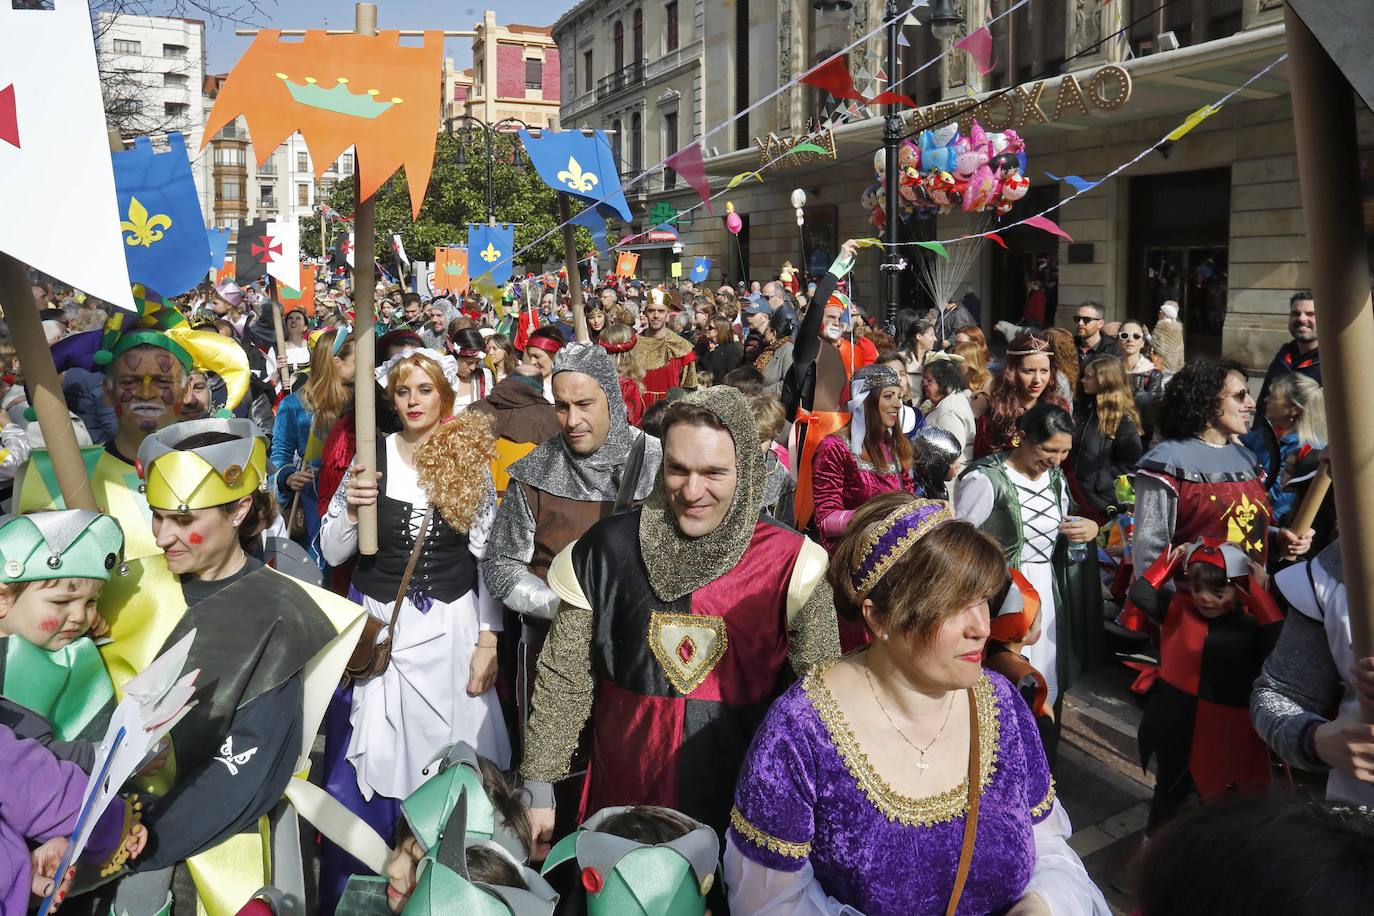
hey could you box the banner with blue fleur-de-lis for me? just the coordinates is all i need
[111,132,213,296]
[467,222,515,286]
[517,129,633,223]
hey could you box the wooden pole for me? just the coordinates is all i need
[352,1,380,555]
[1285,4,1374,713]
[1284,465,1331,561]
[0,254,97,511]
[557,194,588,343]
[268,277,291,388]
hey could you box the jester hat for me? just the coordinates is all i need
[93,284,194,373]
[402,742,528,860]
[541,806,719,916]
[405,789,558,916]
[137,418,267,512]
[0,510,125,584]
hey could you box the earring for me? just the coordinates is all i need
[881,633,890,641]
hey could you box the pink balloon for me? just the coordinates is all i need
[726,211,743,235]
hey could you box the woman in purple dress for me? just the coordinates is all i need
[725,493,1108,916]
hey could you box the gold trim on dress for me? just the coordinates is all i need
[730,806,812,859]
[1030,779,1057,819]
[804,668,1001,826]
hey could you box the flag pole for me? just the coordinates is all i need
[351,1,380,556]
[268,276,291,389]
[557,194,588,343]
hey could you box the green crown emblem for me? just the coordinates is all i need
[277,73,400,120]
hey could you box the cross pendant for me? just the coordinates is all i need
[915,756,930,772]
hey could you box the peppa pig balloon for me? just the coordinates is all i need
[725,201,743,235]
[963,165,999,212]
[953,120,992,183]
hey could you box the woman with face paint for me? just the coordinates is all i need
[955,403,1100,762]
[118,418,365,913]
[316,350,507,913]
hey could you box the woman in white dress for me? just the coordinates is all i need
[449,327,495,411]
[316,348,508,911]
[955,403,1100,763]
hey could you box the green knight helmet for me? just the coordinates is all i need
[401,742,527,861]
[406,788,558,916]
[540,806,720,916]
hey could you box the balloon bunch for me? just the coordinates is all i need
[861,118,1031,221]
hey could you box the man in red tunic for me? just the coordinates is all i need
[632,288,697,403]
[519,387,839,850]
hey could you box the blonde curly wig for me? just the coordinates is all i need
[413,410,496,531]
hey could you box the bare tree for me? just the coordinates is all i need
[90,1,276,140]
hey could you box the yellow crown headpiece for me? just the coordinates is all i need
[137,418,267,512]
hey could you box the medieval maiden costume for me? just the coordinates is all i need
[318,378,508,910]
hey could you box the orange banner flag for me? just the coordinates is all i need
[216,259,236,285]
[615,251,639,278]
[435,246,469,295]
[202,30,444,217]
[278,263,314,315]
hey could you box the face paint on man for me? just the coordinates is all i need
[109,346,184,434]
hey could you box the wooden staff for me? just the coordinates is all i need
[1285,463,1331,561]
[1286,4,1374,715]
[0,254,97,511]
[557,194,588,343]
[351,1,380,555]
[268,276,291,388]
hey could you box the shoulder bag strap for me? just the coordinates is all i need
[944,686,982,916]
[613,432,648,515]
[386,506,434,642]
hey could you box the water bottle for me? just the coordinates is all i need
[1065,516,1089,563]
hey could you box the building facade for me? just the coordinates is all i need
[445,11,562,131]
[97,13,211,213]
[554,0,704,276]
[557,0,1371,370]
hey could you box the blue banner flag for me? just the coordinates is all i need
[206,227,230,268]
[570,207,610,261]
[112,133,212,296]
[690,257,713,284]
[467,223,516,286]
[518,129,633,223]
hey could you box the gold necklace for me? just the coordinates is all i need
[864,663,956,775]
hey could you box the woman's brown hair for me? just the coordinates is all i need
[827,491,1005,646]
[1084,355,1141,438]
[952,340,991,392]
[300,333,355,435]
[712,316,738,346]
[1042,326,1079,393]
[858,385,912,474]
[601,323,646,383]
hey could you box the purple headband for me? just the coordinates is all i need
[851,499,955,598]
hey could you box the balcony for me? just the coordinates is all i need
[596,60,645,101]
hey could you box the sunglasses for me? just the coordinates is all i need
[1118,332,1144,340]
[1074,315,1099,324]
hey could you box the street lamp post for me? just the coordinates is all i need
[451,115,530,226]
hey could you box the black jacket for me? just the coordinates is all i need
[1071,400,1143,515]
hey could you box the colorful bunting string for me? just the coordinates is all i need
[954,27,996,76]
[1045,172,1100,193]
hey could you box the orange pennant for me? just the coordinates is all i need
[435,246,468,295]
[278,263,314,315]
[203,30,444,218]
[216,259,236,285]
[615,251,639,278]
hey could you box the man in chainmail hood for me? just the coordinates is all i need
[520,385,841,848]
[482,342,662,742]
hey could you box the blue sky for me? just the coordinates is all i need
[202,0,574,74]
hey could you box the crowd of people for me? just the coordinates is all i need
[2,252,1372,916]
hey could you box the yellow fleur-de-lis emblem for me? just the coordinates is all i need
[556,156,599,193]
[120,196,173,248]
[479,242,501,263]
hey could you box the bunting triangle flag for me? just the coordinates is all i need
[206,227,231,268]
[897,32,911,48]
[800,55,867,101]
[0,0,134,310]
[570,207,611,260]
[663,143,713,213]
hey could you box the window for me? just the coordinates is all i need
[113,39,140,55]
[633,9,643,64]
[631,112,642,172]
[162,72,189,88]
[663,112,679,189]
[583,50,594,93]
[164,101,188,118]
[614,20,624,72]
[297,183,310,206]
[525,59,542,91]
[735,0,750,149]
[259,185,275,206]
[611,119,623,171]
[214,147,245,166]
[220,178,241,201]
[162,44,187,59]
[339,153,353,175]
[665,2,679,52]
[296,152,309,172]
